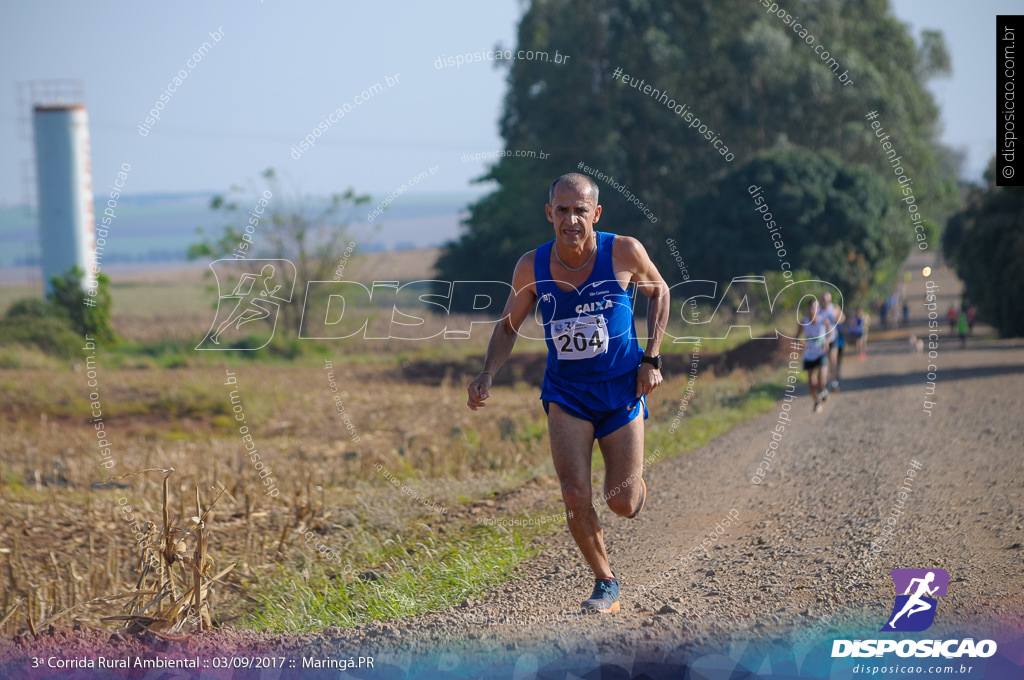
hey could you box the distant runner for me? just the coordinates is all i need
[795,297,833,413]
[820,292,845,392]
[833,317,846,386]
[958,308,969,349]
[467,173,670,613]
[848,309,868,361]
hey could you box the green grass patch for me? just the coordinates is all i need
[243,522,538,632]
[108,280,211,318]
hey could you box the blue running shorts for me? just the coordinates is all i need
[541,368,648,439]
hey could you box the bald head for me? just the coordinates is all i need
[549,173,599,207]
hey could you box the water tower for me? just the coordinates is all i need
[32,100,95,294]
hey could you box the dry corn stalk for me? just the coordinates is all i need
[103,470,234,634]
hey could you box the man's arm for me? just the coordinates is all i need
[467,253,538,410]
[616,237,670,398]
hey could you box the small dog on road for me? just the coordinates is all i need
[909,335,924,354]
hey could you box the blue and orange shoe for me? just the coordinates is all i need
[628,478,646,519]
[582,576,620,613]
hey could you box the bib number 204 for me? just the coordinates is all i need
[559,330,604,354]
[551,315,609,361]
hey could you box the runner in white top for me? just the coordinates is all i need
[819,292,844,392]
[794,297,833,413]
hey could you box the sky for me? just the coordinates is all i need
[890,0,1022,181]
[0,0,1016,208]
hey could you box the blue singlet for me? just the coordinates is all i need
[534,231,647,437]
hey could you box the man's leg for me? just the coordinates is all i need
[597,414,645,518]
[809,365,825,410]
[547,403,611,579]
[830,347,841,390]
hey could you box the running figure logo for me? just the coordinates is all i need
[881,568,949,632]
[196,259,296,350]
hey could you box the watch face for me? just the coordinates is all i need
[643,356,662,370]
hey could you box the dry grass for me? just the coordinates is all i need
[0,358,555,634]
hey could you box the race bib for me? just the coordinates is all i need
[550,315,609,361]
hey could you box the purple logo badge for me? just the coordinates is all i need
[881,568,949,632]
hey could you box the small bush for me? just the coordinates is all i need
[48,266,118,346]
[0,315,83,358]
[5,297,69,322]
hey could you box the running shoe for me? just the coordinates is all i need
[582,576,620,613]
[829,380,840,392]
[819,389,829,402]
[814,402,823,414]
[628,478,646,519]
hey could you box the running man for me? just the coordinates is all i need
[208,264,283,345]
[466,173,669,613]
[820,291,844,392]
[794,297,832,413]
[957,307,969,349]
[833,317,846,385]
[887,571,940,628]
[848,309,868,360]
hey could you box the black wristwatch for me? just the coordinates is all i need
[640,355,662,370]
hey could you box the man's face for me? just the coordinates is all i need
[546,181,601,247]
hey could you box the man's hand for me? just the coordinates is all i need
[467,373,493,410]
[636,364,662,398]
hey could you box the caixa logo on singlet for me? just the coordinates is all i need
[831,569,997,659]
[575,299,613,314]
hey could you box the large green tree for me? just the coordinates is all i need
[943,159,1024,337]
[686,148,909,306]
[437,0,957,310]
